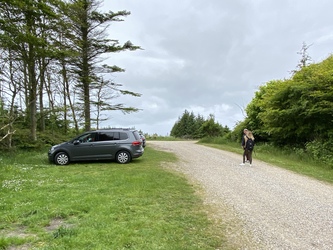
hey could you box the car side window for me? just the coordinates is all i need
[97,132,114,141]
[119,132,128,140]
[113,132,120,140]
[78,133,96,143]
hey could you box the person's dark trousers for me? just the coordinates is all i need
[247,150,253,164]
[242,149,248,163]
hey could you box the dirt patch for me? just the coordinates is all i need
[3,225,35,239]
[44,218,69,232]
[2,218,74,250]
[2,225,35,250]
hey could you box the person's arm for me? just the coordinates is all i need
[241,135,245,148]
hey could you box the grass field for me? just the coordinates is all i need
[2,138,332,249]
[0,146,229,250]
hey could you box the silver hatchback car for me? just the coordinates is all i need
[48,129,144,165]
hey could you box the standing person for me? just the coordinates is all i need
[240,129,248,165]
[245,131,255,166]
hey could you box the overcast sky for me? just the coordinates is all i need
[98,0,333,136]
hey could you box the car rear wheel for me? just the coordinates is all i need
[55,152,69,165]
[116,151,131,164]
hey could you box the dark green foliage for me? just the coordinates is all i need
[61,0,141,131]
[0,109,78,150]
[171,110,197,138]
[199,114,226,138]
[241,55,333,166]
[305,134,333,166]
[0,0,62,141]
[171,110,230,139]
[0,0,141,146]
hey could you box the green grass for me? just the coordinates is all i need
[198,138,333,184]
[0,147,230,250]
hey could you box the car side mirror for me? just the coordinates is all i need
[73,140,81,145]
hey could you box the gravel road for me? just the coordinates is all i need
[148,141,333,250]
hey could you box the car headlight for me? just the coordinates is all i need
[49,145,58,153]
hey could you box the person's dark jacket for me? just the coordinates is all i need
[241,135,246,149]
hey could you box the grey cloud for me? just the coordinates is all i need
[100,0,333,135]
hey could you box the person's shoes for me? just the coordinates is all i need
[239,163,245,166]
[250,164,252,167]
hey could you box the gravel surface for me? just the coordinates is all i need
[148,141,333,250]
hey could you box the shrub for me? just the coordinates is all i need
[306,139,333,167]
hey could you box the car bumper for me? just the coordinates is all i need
[132,148,144,158]
[48,154,53,163]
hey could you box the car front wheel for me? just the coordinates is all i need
[116,151,131,164]
[54,152,69,165]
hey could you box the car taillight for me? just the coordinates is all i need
[132,141,141,146]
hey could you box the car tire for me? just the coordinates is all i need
[55,152,69,165]
[116,151,131,164]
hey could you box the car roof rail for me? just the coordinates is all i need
[98,127,135,131]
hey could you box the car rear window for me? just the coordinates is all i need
[133,131,141,140]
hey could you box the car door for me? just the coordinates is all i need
[93,132,118,159]
[70,132,99,161]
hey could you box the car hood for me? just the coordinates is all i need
[51,141,69,149]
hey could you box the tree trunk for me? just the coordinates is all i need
[39,58,45,132]
[28,59,37,141]
[25,6,38,141]
[82,0,91,131]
